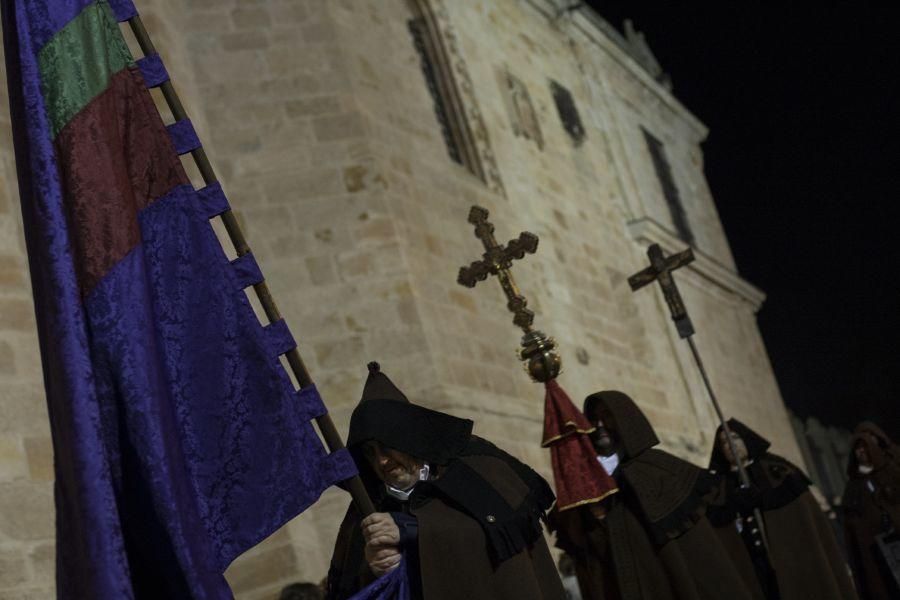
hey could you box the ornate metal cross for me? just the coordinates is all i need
[628,243,695,338]
[457,205,560,382]
[458,206,539,332]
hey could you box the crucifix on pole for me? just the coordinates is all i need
[456,206,619,509]
[457,206,560,382]
[628,242,771,552]
[458,206,539,331]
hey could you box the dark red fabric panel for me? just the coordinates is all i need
[543,380,619,511]
[54,65,189,297]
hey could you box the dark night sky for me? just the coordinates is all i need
[588,4,900,438]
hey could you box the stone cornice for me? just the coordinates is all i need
[627,217,766,311]
[523,0,709,141]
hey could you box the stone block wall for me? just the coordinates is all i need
[0,1,804,598]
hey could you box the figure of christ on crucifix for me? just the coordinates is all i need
[627,243,695,339]
[457,206,539,332]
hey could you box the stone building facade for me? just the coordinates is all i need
[0,1,805,597]
[791,413,852,507]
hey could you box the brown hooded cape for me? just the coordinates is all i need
[707,419,858,600]
[842,422,900,600]
[550,391,754,600]
[326,363,565,600]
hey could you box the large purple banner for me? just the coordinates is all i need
[2,1,356,597]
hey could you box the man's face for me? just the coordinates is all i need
[362,441,424,491]
[718,430,748,466]
[589,406,617,456]
[854,442,871,467]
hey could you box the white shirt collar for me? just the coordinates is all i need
[598,453,620,475]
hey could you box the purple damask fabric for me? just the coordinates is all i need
[3,1,356,597]
[348,559,411,600]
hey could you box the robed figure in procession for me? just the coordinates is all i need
[325,362,566,600]
[842,422,900,600]
[707,419,858,600]
[549,390,755,600]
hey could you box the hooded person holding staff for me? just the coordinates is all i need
[707,419,857,600]
[550,390,754,600]
[325,362,565,600]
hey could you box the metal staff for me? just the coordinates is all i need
[125,14,374,516]
[628,243,770,551]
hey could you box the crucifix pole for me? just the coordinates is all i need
[457,206,560,382]
[628,243,770,552]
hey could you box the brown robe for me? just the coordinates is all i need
[842,422,900,600]
[551,391,755,600]
[327,363,565,600]
[708,420,858,600]
[327,443,566,600]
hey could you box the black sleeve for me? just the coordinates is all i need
[390,511,419,547]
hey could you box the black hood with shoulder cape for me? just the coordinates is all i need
[347,362,473,464]
[584,390,713,544]
[344,362,554,564]
[845,421,898,478]
[842,421,900,521]
[707,419,810,522]
[347,362,473,494]
[708,418,771,474]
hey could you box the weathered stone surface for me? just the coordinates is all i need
[312,112,366,141]
[28,543,54,581]
[0,436,27,483]
[0,482,53,540]
[0,339,14,375]
[269,2,309,25]
[304,256,337,286]
[0,255,24,288]
[231,7,271,29]
[313,336,365,371]
[0,384,49,436]
[221,31,269,52]
[0,299,34,332]
[285,96,342,118]
[23,438,53,483]
[263,168,342,203]
[0,588,54,600]
[224,543,298,595]
[0,549,28,589]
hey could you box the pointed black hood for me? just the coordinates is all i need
[347,362,473,466]
[584,390,659,460]
[358,360,409,404]
[709,419,771,473]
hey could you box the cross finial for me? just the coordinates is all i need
[628,243,696,338]
[457,206,538,332]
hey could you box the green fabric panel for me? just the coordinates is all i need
[39,1,134,138]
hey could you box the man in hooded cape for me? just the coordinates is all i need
[550,390,754,600]
[842,422,900,600]
[707,419,857,600]
[325,362,566,600]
